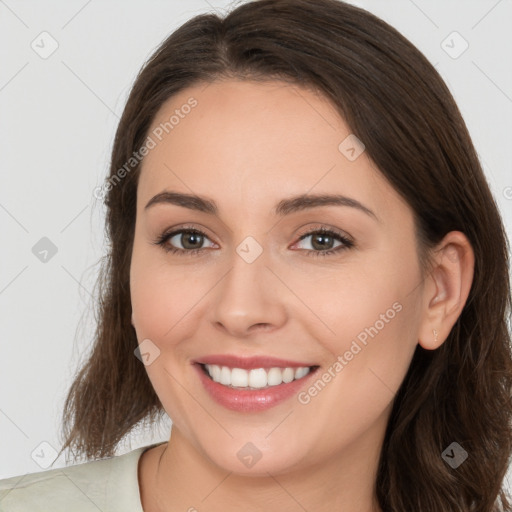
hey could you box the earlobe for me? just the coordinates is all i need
[418,231,474,351]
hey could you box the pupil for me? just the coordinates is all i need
[313,234,332,250]
[183,232,202,249]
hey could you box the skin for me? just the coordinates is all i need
[130,80,474,512]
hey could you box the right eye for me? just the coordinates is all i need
[154,227,216,256]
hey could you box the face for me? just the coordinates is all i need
[130,79,425,476]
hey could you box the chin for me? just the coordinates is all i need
[200,438,309,477]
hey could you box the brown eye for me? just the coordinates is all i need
[154,227,215,256]
[172,231,205,250]
[295,228,354,257]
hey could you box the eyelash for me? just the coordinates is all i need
[153,224,354,258]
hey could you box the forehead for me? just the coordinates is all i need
[137,79,408,224]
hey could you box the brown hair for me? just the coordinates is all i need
[58,1,512,510]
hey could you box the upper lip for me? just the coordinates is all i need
[193,354,317,370]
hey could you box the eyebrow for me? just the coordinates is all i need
[144,191,378,221]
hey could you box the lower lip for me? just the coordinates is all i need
[194,364,318,412]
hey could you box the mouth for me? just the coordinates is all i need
[197,363,320,390]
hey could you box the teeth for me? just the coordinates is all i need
[295,367,310,379]
[248,368,267,388]
[231,368,249,387]
[204,364,313,389]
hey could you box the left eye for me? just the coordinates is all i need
[295,230,349,252]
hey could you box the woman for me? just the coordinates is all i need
[1,0,511,510]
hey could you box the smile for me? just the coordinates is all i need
[193,361,320,412]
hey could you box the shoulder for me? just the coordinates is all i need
[0,443,161,512]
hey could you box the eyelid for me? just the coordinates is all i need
[294,223,353,244]
[156,223,216,243]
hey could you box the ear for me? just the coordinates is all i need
[417,231,474,350]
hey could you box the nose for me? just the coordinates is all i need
[209,245,288,339]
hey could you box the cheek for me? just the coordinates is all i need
[129,246,205,429]
[291,275,420,449]
[298,250,422,389]
[130,243,207,341]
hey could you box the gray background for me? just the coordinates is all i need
[1,0,511,492]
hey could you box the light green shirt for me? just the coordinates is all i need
[0,443,163,511]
